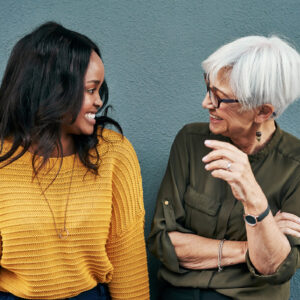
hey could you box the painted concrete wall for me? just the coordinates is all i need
[1,1,300,299]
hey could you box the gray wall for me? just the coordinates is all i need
[1,1,300,299]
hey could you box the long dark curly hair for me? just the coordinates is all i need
[0,21,122,175]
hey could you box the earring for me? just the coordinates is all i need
[256,131,262,142]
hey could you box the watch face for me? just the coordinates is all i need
[244,215,257,226]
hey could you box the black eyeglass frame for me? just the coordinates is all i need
[203,73,239,108]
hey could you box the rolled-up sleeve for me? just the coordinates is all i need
[147,127,193,273]
[246,243,299,284]
[246,171,300,284]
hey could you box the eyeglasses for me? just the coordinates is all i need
[203,73,239,108]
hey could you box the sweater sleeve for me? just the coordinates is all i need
[106,136,149,300]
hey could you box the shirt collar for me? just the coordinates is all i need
[209,121,282,163]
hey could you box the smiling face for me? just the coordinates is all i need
[61,51,104,138]
[202,69,258,141]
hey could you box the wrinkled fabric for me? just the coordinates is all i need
[159,282,231,300]
[148,122,300,300]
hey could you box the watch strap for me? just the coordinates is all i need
[244,204,270,226]
[256,204,270,222]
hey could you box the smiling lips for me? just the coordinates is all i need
[85,113,96,124]
[209,113,223,120]
[85,113,96,119]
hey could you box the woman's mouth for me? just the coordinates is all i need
[85,113,96,124]
[209,114,223,121]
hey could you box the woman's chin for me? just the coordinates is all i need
[209,122,226,136]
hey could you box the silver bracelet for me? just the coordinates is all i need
[218,239,226,272]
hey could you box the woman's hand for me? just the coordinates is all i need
[275,211,300,238]
[202,140,293,274]
[202,140,263,205]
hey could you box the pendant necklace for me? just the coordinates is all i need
[36,156,75,239]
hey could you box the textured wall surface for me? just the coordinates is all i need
[0,1,300,299]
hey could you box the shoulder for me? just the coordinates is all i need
[277,129,300,165]
[167,123,212,158]
[274,128,300,187]
[173,122,217,147]
[0,138,13,154]
[179,122,210,137]
[98,128,137,159]
[0,139,29,168]
[99,130,144,235]
[100,127,124,143]
[97,128,141,178]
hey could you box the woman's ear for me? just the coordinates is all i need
[255,104,275,123]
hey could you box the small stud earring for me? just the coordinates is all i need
[256,131,262,142]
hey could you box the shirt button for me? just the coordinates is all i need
[164,200,169,205]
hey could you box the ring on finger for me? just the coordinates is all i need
[226,161,231,171]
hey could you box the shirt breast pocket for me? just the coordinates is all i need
[183,186,220,237]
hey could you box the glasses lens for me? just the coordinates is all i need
[204,73,218,108]
[209,90,218,107]
[204,77,209,91]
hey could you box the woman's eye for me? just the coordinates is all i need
[215,94,222,101]
[87,88,96,94]
[212,89,222,101]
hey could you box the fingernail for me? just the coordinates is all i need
[204,140,211,146]
[202,155,207,162]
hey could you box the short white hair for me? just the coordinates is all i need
[202,35,300,117]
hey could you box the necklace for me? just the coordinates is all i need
[36,156,75,239]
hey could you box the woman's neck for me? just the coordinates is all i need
[55,133,75,157]
[231,120,276,155]
[29,133,75,157]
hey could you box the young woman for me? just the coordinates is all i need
[0,22,149,300]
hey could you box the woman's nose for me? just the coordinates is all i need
[95,95,103,108]
[202,92,213,109]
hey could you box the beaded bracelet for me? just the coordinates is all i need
[218,239,226,272]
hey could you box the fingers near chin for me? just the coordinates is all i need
[211,169,233,180]
[203,149,237,163]
[205,160,228,171]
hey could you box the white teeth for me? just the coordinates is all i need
[210,114,222,120]
[85,113,96,119]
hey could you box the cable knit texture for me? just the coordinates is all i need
[0,129,149,299]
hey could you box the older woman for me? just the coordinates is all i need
[148,35,300,300]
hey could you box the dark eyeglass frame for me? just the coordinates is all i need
[203,73,239,108]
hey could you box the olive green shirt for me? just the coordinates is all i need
[148,123,300,300]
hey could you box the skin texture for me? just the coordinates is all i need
[168,70,300,275]
[60,51,104,155]
[168,232,247,270]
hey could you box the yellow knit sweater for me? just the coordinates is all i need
[0,129,149,299]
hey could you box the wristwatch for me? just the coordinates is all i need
[244,205,270,226]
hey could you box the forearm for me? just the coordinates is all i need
[244,193,291,275]
[168,231,247,270]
